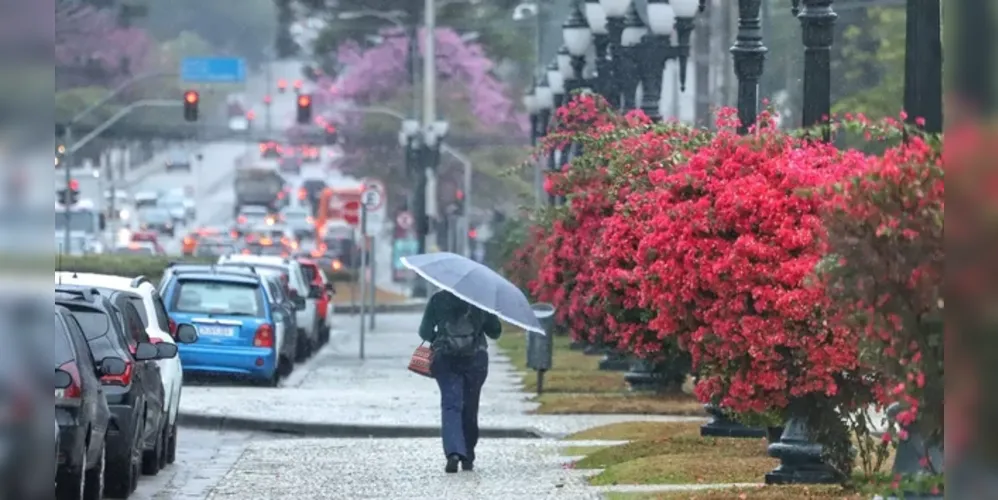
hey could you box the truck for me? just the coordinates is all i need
[233,164,286,216]
[55,198,107,255]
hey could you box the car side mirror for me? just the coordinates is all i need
[99,357,127,376]
[308,285,322,299]
[176,324,198,344]
[292,296,306,310]
[134,342,158,361]
[55,368,72,389]
[155,343,179,359]
[324,283,335,294]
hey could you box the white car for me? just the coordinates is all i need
[217,254,322,359]
[53,272,192,465]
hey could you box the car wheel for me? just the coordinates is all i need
[254,369,280,387]
[166,424,178,464]
[140,424,163,476]
[294,330,309,362]
[278,355,294,377]
[157,420,169,469]
[82,444,104,500]
[56,442,86,500]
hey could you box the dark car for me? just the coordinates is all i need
[259,272,303,371]
[55,305,123,500]
[279,156,302,175]
[55,286,175,497]
[139,208,175,237]
[95,285,180,475]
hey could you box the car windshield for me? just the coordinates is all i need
[55,316,75,366]
[195,243,234,256]
[246,243,286,256]
[59,304,109,340]
[171,280,263,316]
[169,151,188,162]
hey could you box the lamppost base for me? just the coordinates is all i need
[764,416,841,485]
[598,352,631,371]
[700,404,767,438]
[569,340,588,351]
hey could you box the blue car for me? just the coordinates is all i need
[160,270,284,386]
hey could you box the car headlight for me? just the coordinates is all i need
[119,208,130,220]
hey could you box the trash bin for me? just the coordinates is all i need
[526,303,555,372]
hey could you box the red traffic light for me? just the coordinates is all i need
[293,79,303,89]
[184,90,199,104]
[455,189,464,201]
[277,79,287,89]
[263,95,271,104]
[297,95,311,107]
[468,229,478,239]
[246,110,256,120]
[69,179,79,191]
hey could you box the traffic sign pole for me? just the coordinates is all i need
[369,234,376,330]
[358,202,368,360]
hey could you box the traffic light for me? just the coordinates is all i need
[293,79,303,91]
[183,90,199,122]
[246,110,256,121]
[324,124,337,145]
[277,79,287,93]
[57,189,67,205]
[296,94,312,124]
[454,189,465,215]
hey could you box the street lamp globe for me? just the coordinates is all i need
[598,0,632,18]
[547,61,566,96]
[535,75,555,111]
[562,3,593,56]
[557,46,574,79]
[401,118,420,136]
[646,0,676,36]
[584,0,608,35]
[621,3,648,47]
[670,0,700,19]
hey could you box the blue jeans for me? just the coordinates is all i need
[432,349,488,460]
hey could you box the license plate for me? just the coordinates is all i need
[198,325,236,336]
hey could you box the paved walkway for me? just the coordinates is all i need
[178,313,703,437]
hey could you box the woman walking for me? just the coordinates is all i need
[418,289,501,473]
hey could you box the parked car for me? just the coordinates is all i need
[218,254,322,361]
[295,257,336,345]
[55,273,197,468]
[215,262,306,363]
[160,267,285,386]
[162,263,301,374]
[54,286,174,496]
[55,305,121,500]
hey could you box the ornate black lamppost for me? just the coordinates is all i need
[563,1,594,97]
[903,0,942,133]
[546,60,566,207]
[597,0,632,109]
[764,0,841,486]
[794,0,837,137]
[731,0,768,133]
[619,3,647,111]
[635,0,699,122]
[584,0,612,102]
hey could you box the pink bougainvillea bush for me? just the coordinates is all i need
[56,3,155,88]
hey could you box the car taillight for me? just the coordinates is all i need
[332,259,343,270]
[168,318,178,337]
[242,249,251,255]
[148,337,162,344]
[281,252,289,258]
[183,237,194,246]
[55,362,82,399]
[259,144,266,152]
[102,361,133,387]
[253,324,274,348]
[277,190,286,200]
[237,216,247,224]
[298,188,307,200]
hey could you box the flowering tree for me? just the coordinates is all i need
[56,3,155,89]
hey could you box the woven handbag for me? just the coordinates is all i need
[408,341,434,377]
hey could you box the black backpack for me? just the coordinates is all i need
[435,308,481,357]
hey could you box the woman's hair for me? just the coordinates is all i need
[436,290,474,318]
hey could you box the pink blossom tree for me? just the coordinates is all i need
[56,3,156,89]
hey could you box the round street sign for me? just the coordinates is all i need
[361,189,383,210]
[396,211,413,230]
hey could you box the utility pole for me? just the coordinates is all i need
[422,0,439,253]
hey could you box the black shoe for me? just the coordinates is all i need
[461,459,473,471]
[445,454,460,473]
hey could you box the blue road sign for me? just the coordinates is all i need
[180,57,246,83]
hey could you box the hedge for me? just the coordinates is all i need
[55,255,357,284]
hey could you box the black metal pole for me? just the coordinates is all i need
[411,138,428,297]
[798,0,837,139]
[639,35,673,121]
[951,0,995,117]
[903,0,942,134]
[605,17,625,109]
[593,34,611,102]
[731,0,768,134]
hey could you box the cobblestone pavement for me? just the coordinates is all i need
[179,313,704,436]
[205,437,601,500]
[131,429,263,500]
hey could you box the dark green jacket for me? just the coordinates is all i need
[418,291,502,343]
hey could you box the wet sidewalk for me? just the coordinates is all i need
[178,313,701,437]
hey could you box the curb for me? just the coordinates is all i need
[177,412,544,439]
[333,302,427,315]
